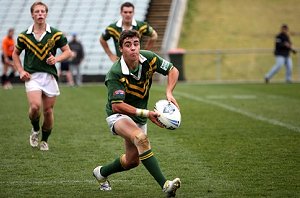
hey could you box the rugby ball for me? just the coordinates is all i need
[154,100,181,130]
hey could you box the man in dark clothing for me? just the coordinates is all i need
[69,33,84,86]
[265,24,297,83]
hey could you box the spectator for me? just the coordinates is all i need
[69,33,84,86]
[265,24,297,83]
[1,28,16,89]
[99,1,158,62]
[59,59,74,86]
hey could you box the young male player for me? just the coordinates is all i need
[12,1,72,151]
[100,2,158,62]
[93,30,181,197]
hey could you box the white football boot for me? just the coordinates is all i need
[93,166,112,191]
[163,178,181,197]
[29,128,39,147]
[39,141,49,151]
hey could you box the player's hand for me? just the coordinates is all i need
[109,54,119,62]
[19,70,31,81]
[292,49,297,54]
[166,93,180,110]
[46,52,56,65]
[148,111,164,128]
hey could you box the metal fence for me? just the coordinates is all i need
[173,48,300,82]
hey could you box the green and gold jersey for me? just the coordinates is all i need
[105,50,173,125]
[102,18,154,57]
[16,24,68,80]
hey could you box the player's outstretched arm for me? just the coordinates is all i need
[166,66,179,108]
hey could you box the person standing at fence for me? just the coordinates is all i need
[99,1,158,62]
[12,1,72,151]
[69,33,84,86]
[265,24,297,83]
[1,28,16,89]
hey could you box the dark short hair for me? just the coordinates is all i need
[31,1,48,13]
[120,2,135,12]
[119,30,140,47]
[281,24,288,29]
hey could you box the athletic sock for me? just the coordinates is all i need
[140,149,167,188]
[41,128,52,142]
[100,157,126,177]
[31,117,40,132]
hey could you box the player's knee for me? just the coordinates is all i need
[43,107,53,117]
[30,104,40,115]
[133,132,151,154]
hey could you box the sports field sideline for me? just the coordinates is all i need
[0,82,299,197]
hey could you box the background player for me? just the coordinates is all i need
[99,1,158,62]
[12,1,72,151]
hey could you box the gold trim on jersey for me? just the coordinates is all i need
[107,27,120,40]
[18,32,62,61]
[119,57,157,99]
[139,25,148,34]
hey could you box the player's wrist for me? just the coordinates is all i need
[136,108,149,117]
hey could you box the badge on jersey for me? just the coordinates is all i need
[160,59,170,71]
[113,90,125,96]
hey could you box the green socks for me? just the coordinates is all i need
[140,149,166,188]
[100,157,126,177]
[41,128,52,142]
[31,117,40,132]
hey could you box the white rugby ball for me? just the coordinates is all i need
[154,100,181,130]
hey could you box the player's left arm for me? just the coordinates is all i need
[46,44,72,65]
[145,29,158,50]
[166,66,179,108]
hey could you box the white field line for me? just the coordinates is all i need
[0,179,127,185]
[175,91,300,133]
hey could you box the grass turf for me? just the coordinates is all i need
[0,83,299,197]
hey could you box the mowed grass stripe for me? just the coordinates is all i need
[175,91,300,133]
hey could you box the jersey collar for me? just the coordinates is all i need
[116,18,137,28]
[26,24,51,34]
[120,54,147,78]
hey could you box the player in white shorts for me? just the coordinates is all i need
[12,1,72,151]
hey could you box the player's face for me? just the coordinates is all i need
[121,6,134,24]
[31,5,47,25]
[120,37,140,64]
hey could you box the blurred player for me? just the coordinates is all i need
[12,1,72,151]
[100,1,158,62]
[1,28,16,89]
[265,24,297,83]
[93,30,181,197]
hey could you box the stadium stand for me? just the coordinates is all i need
[0,0,151,77]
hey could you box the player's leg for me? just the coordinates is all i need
[114,118,168,189]
[285,57,293,83]
[26,90,42,147]
[40,94,56,150]
[265,56,285,81]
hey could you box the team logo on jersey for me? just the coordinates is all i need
[160,59,170,71]
[113,90,125,96]
[47,39,55,49]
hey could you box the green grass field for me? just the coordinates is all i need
[0,83,299,197]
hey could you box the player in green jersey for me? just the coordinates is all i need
[100,2,158,62]
[12,1,72,151]
[93,30,181,197]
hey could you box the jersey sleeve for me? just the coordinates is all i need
[102,25,114,41]
[153,52,174,76]
[105,71,126,104]
[139,21,154,37]
[16,34,26,52]
[56,32,68,48]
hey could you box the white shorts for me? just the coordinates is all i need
[25,72,60,97]
[106,114,147,135]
